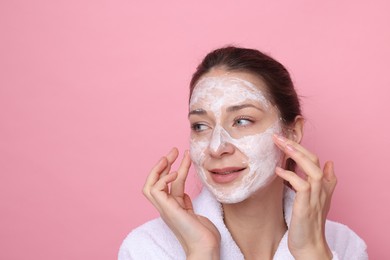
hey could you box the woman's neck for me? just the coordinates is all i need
[222,178,287,260]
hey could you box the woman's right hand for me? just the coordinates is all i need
[143,148,221,259]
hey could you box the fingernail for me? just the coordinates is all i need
[274,134,287,143]
[275,166,284,175]
[159,156,167,165]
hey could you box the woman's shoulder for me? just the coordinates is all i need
[325,219,368,259]
[118,217,185,260]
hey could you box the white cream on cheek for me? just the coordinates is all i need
[189,76,283,204]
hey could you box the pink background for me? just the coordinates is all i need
[1,1,389,259]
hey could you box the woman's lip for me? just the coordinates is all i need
[209,167,246,174]
[208,167,247,184]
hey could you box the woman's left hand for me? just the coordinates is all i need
[273,134,337,260]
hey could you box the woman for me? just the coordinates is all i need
[119,47,368,259]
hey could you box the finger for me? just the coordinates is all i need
[171,150,192,197]
[321,161,337,216]
[323,161,337,194]
[160,147,179,178]
[143,148,179,203]
[273,134,323,181]
[275,166,310,204]
[183,193,194,213]
[273,134,320,167]
[150,171,179,209]
[143,157,168,198]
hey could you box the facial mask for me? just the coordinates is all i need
[189,76,283,204]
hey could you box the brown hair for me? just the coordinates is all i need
[190,46,301,171]
[190,46,301,126]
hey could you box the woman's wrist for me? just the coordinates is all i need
[187,247,220,260]
[292,244,333,260]
[187,252,220,260]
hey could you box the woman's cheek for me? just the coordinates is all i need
[189,139,208,168]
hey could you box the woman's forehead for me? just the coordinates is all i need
[189,76,270,110]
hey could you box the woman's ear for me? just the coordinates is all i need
[287,115,304,143]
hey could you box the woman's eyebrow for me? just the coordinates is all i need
[188,108,207,118]
[226,104,263,112]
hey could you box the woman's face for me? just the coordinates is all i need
[189,69,283,203]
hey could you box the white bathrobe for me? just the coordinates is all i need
[119,187,368,259]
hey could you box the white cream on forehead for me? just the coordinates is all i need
[189,76,270,117]
[189,76,282,204]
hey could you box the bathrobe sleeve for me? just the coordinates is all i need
[325,220,368,260]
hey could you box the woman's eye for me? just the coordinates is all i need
[191,123,210,132]
[234,118,253,127]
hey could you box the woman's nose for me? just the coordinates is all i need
[208,126,235,157]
